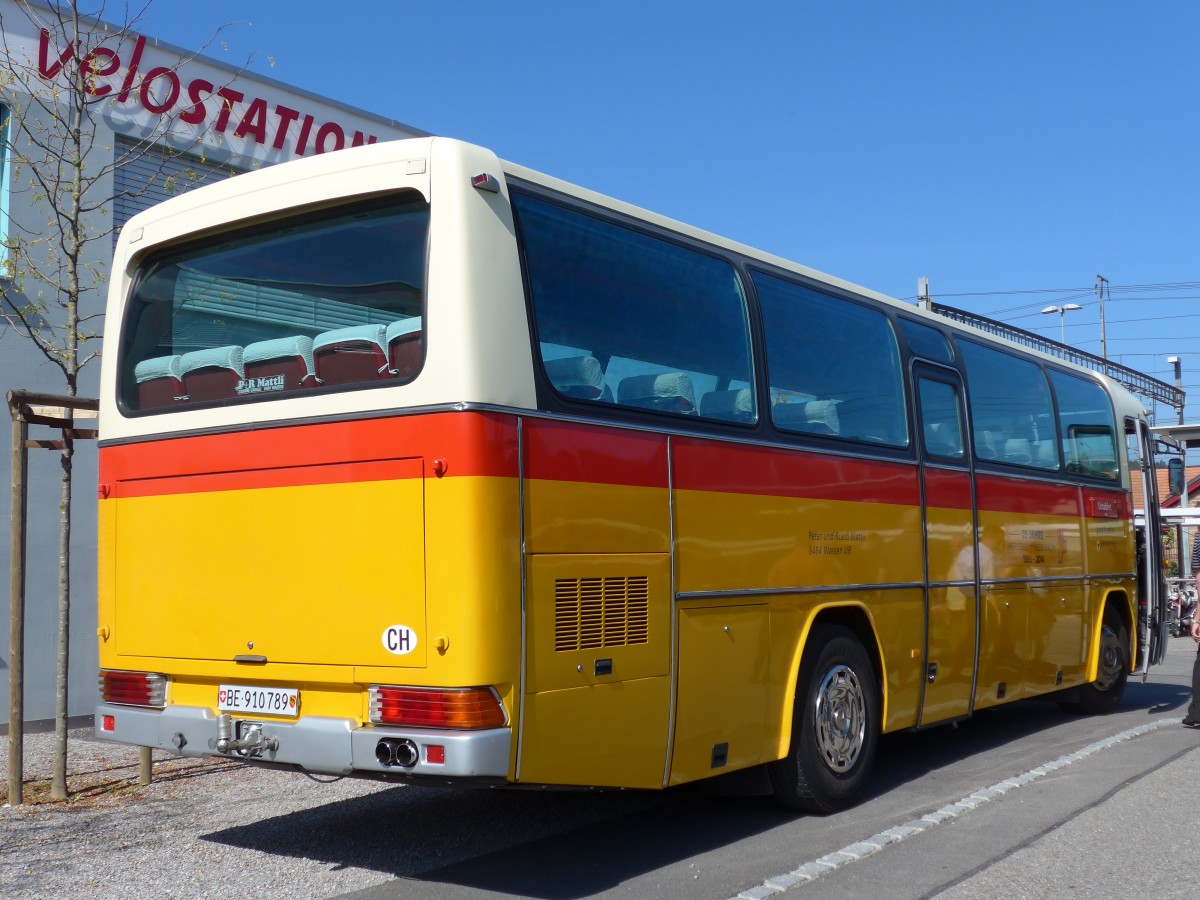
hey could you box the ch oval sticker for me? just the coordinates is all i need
[382,624,418,656]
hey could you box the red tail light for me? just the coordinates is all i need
[369,686,505,729]
[99,670,167,708]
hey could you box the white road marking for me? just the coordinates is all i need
[732,716,1176,899]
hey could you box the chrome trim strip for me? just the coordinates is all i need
[982,573,1134,587]
[926,580,979,590]
[675,582,922,602]
[675,572,1133,603]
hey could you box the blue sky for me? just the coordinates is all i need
[137,1,1199,422]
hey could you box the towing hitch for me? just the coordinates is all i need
[215,714,279,757]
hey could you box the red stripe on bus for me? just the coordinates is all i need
[975,474,1082,517]
[672,438,920,506]
[522,420,668,488]
[99,411,518,497]
[924,467,973,510]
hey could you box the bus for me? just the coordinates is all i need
[94,136,1169,812]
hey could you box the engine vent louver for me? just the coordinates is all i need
[554,576,649,652]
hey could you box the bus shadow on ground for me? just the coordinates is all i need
[865,677,1189,802]
[202,784,793,897]
[203,681,1191,898]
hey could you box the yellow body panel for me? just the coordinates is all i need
[100,471,524,776]
[113,467,427,667]
[521,553,670,785]
[518,678,670,788]
[674,489,923,593]
[671,605,770,784]
[525,480,670,555]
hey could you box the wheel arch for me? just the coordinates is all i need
[773,602,885,761]
[1086,588,1133,682]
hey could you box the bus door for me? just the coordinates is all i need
[1130,418,1170,671]
[915,367,978,725]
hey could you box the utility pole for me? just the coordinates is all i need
[1095,275,1110,364]
[917,276,931,311]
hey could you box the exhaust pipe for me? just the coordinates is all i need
[375,738,419,768]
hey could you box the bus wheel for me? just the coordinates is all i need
[1073,615,1128,714]
[769,625,879,813]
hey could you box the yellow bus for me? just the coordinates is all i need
[94,137,1169,812]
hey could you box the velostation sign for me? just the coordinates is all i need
[5,8,420,166]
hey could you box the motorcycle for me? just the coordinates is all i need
[1169,587,1198,637]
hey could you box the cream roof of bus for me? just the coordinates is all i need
[100,137,1147,441]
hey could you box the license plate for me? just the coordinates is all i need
[217,684,299,717]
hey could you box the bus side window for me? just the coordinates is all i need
[958,340,1057,470]
[753,270,907,448]
[512,190,754,423]
[1049,369,1118,481]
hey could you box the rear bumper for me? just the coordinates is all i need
[94,703,511,779]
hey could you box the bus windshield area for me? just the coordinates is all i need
[118,194,429,412]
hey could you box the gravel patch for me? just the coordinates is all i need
[1,728,397,898]
[1,728,670,899]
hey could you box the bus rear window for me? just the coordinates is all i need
[119,195,429,412]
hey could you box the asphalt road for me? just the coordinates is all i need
[6,636,1196,899]
[335,637,1200,900]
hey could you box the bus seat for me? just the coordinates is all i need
[545,355,605,400]
[925,421,964,458]
[179,346,245,402]
[977,431,999,460]
[1004,438,1033,465]
[617,372,696,413]
[386,318,423,380]
[313,324,388,385]
[134,355,184,409]
[699,388,755,423]
[1036,441,1058,468]
[773,400,839,436]
[243,336,318,391]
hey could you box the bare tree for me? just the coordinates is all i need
[0,0,246,800]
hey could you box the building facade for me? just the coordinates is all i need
[0,0,424,727]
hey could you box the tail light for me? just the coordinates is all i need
[99,670,167,708]
[369,685,505,729]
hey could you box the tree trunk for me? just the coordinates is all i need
[50,431,73,801]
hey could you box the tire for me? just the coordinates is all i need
[769,624,879,813]
[1073,615,1128,714]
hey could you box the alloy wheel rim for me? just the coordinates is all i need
[812,663,866,774]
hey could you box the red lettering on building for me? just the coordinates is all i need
[295,114,315,155]
[272,105,300,150]
[139,67,180,114]
[212,87,244,133]
[234,97,269,143]
[315,121,344,154]
[37,28,75,78]
[116,35,147,102]
[35,28,383,159]
[83,47,120,96]
[179,78,213,125]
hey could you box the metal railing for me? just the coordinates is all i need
[929,302,1184,415]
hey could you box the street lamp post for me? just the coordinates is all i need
[1041,303,1083,343]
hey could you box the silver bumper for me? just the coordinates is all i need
[94,703,511,779]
